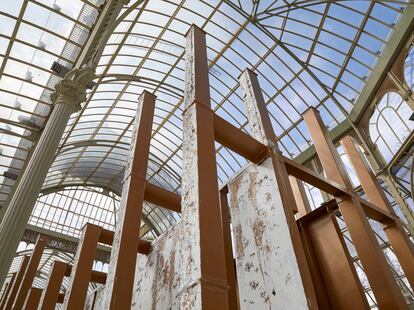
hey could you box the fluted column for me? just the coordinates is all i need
[0,66,95,288]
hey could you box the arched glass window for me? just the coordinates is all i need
[404,46,414,90]
[369,92,414,163]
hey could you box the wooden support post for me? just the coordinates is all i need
[239,68,318,309]
[0,274,14,308]
[39,261,69,310]
[181,25,229,309]
[13,235,48,309]
[303,107,407,309]
[220,188,239,310]
[298,207,369,309]
[341,136,414,290]
[63,223,102,310]
[22,288,42,310]
[101,91,155,310]
[4,256,29,310]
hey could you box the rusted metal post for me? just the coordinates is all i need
[13,235,48,309]
[181,25,229,308]
[289,176,312,217]
[341,135,414,290]
[63,223,102,310]
[4,256,29,310]
[238,68,318,309]
[303,107,407,309]
[22,288,42,310]
[0,275,14,308]
[220,188,239,310]
[39,261,69,310]
[298,206,370,309]
[101,91,156,310]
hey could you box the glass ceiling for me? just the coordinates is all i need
[0,1,411,235]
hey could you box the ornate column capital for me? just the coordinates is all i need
[50,66,96,111]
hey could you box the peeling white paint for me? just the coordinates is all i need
[228,157,309,310]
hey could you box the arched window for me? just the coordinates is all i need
[369,92,414,163]
[404,46,414,90]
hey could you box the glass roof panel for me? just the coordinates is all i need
[0,0,411,238]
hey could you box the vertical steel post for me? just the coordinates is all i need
[39,261,69,310]
[289,176,312,217]
[181,25,229,309]
[101,91,156,309]
[239,68,318,308]
[22,288,42,310]
[4,256,29,310]
[13,235,48,309]
[299,208,369,309]
[303,107,407,309]
[341,135,414,289]
[63,223,102,310]
[219,188,239,310]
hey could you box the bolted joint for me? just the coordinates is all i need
[50,66,96,110]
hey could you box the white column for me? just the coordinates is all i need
[227,69,316,309]
[0,66,95,288]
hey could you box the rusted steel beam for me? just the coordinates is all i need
[22,288,42,310]
[99,227,151,255]
[39,261,68,310]
[298,207,370,309]
[239,68,318,308]
[283,156,350,196]
[13,234,48,309]
[303,107,407,309]
[0,273,14,308]
[341,135,414,290]
[144,182,181,213]
[289,176,311,216]
[4,255,29,310]
[214,114,268,163]
[219,188,239,310]
[63,223,102,310]
[101,91,156,310]
[181,25,229,309]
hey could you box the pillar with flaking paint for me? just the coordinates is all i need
[180,24,229,309]
[227,68,317,309]
[101,91,156,309]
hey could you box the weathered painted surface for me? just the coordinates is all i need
[228,158,309,310]
[93,221,197,310]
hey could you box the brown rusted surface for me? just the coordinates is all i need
[341,135,414,290]
[303,107,407,309]
[98,228,151,255]
[4,255,29,310]
[13,234,48,309]
[289,176,311,216]
[214,114,268,164]
[220,188,240,310]
[101,91,155,310]
[300,208,369,309]
[144,182,181,213]
[39,261,68,310]
[63,223,102,310]
[181,25,229,309]
[22,288,42,310]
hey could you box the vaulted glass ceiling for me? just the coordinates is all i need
[0,0,411,235]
